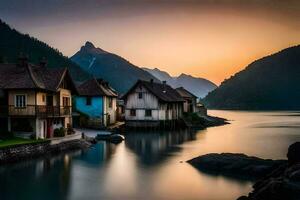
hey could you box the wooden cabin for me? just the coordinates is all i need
[75,78,118,128]
[122,79,184,128]
[175,87,197,113]
[0,58,77,139]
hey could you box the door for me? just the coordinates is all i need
[107,114,110,126]
[46,95,53,106]
[46,119,52,138]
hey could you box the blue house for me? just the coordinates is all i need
[75,78,118,127]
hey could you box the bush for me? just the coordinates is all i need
[67,124,75,135]
[53,127,65,137]
[0,131,14,139]
[29,133,36,140]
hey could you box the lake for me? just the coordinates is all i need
[1,110,300,200]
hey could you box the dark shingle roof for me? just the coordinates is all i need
[123,80,184,102]
[0,62,72,92]
[176,87,197,99]
[77,78,118,97]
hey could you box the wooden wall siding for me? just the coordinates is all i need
[126,86,159,109]
[103,96,117,126]
[8,90,36,106]
[125,109,160,121]
[59,89,72,106]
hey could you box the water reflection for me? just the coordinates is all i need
[1,111,300,200]
[74,141,116,167]
[125,129,197,166]
[0,152,76,200]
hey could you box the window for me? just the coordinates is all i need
[130,109,136,116]
[138,92,143,99]
[86,97,92,106]
[15,95,26,108]
[145,109,152,117]
[42,95,45,102]
[108,97,113,108]
[46,95,53,106]
[63,97,70,106]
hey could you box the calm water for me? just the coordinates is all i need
[1,110,300,200]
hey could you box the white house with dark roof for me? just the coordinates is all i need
[122,79,184,127]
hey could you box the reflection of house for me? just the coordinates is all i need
[122,79,184,127]
[75,78,118,127]
[175,87,197,113]
[116,99,125,121]
[0,58,77,138]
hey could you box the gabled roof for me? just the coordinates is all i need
[122,80,184,102]
[176,87,197,99]
[77,78,118,97]
[0,62,77,93]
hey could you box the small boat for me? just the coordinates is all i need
[96,133,125,144]
[109,134,125,143]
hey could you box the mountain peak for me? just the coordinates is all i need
[84,41,95,48]
[80,41,107,54]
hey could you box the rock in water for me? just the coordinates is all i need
[287,142,300,164]
[237,142,300,200]
[187,153,286,180]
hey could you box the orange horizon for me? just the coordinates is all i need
[2,1,300,85]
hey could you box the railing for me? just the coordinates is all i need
[0,105,71,117]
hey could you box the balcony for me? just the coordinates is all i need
[0,105,71,117]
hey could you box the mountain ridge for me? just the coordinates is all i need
[71,41,159,94]
[0,19,91,81]
[203,45,300,110]
[143,67,217,98]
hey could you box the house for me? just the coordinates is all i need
[122,79,184,127]
[175,87,197,113]
[195,102,207,116]
[116,99,125,121]
[0,57,77,139]
[75,78,118,128]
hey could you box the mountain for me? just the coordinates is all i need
[143,68,217,98]
[71,42,159,94]
[0,19,90,81]
[203,45,300,110]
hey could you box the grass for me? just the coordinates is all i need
[0,137,48,149]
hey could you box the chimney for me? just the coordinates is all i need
[162,81,167,93]
[18,54,28,67]
[39,57,47,67]
[104,81,109,87]
[97,78,103,84]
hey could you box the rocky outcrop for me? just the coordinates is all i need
[238,142,300,200]
[287,142,300,164]
[187,153,286,180]
[0,139,91,164]
[188,142,300,200]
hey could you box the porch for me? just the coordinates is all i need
[0,105,71,117]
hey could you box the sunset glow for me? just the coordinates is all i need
[1,0,300,85]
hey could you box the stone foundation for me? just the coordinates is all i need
[0,139,91,164]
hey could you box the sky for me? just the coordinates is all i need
[1,0,300,85]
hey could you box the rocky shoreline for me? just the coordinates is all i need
[0,139,92,164]
[188,153,286,180]
[182,113,229,129]
[188,142,300,200]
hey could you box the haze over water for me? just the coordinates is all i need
[1,110,300,200]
